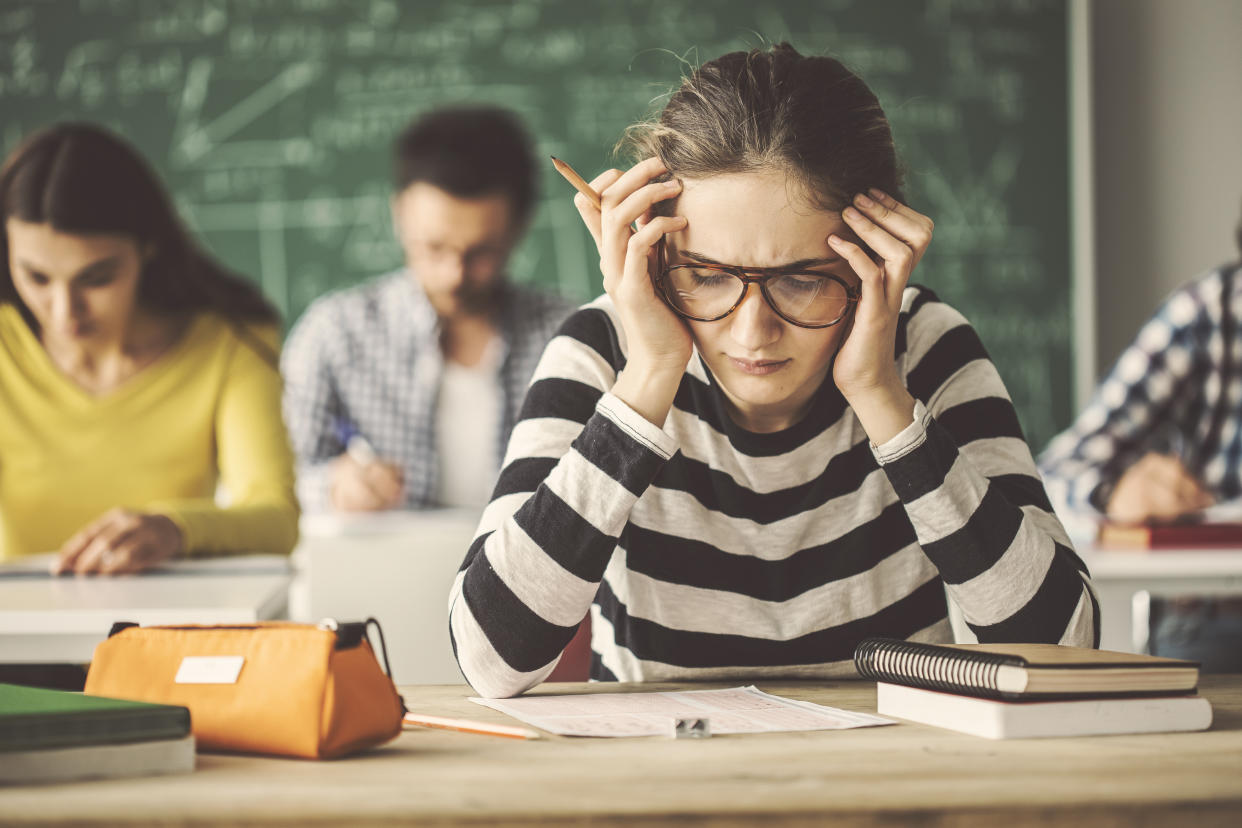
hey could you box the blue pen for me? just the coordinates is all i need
[333,420,378,466]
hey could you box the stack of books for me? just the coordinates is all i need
[1098,500,1242,548]
[0,683,194,785]
[854,638,1212,739]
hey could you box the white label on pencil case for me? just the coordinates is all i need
[174,656,245,684]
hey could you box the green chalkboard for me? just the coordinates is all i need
[0,0,1071,447]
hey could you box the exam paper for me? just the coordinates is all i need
[470,685,894,738]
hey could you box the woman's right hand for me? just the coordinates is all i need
[572,157,691,426]
[52,509,183,575]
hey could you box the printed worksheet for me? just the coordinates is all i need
[471,685,894,738]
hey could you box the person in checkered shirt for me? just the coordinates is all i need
[281,107,574,513]
[1039,206,1242,671]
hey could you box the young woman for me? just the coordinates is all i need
[0,123,299,573]
[449,44,1098,698]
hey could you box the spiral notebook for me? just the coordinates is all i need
[853,638,1200,701]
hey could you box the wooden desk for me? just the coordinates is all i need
[2,678,1239,826]
[0,557,291,663]
[1078,544,1242,652]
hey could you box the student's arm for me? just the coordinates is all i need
[448,303,677,698]
[876,290,1099,648]
[150,326,300,556]
[1038,279,1210,520]
[280,302,348,513]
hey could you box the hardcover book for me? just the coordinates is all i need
[0,682,194,784]
[0,682,191,751]
[875,682,1212,739]
[1097,520,1242,549]
[1,735,195,784]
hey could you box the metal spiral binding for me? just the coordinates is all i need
[854,638,1018,699]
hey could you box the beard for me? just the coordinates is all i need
[435,278,503,319]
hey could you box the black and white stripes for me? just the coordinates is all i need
[450,286,1098,698]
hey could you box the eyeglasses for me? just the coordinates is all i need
[655,247,861,329]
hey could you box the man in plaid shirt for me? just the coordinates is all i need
[1039,214,1242,670]
[281,107,573,513]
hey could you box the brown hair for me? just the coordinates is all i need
[0,122,279,327]
[620,43,904,213]
[392,106,538,228]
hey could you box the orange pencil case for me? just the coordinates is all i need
[84,619,404,759]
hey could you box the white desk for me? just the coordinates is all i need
[1078,544,1242,652]
[295,515,1242,676]
[291,509,480,685]
[0,556,291,663]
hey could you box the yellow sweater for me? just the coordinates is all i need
[0,304,299,561]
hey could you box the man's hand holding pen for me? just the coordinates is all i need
[330,425,405,512]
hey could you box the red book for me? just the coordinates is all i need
[1097,520,1242,549]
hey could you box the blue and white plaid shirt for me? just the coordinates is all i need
[281,270,575,512]
[1039,263,1242,521]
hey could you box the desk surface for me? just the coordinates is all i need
[293,509,478,685]
[1074,544,1242,651]
[0,557,291,663]
[1080,544,1242,580]
[2,677,1239,827]
[299,507,480,538]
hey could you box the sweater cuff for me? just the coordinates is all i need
[869,399,932,465]
[1087,474,1115,514]
[151,508,196,558]
[596,391,679,460]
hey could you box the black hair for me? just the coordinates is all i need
[0,122,279,327]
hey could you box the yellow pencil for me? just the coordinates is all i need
[402,712,541,740]
[550,156,601,210]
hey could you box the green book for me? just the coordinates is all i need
[0,683,190,752]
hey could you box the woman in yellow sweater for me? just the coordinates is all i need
[0,123,299,573]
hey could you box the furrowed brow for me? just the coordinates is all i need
[679,249,843,272]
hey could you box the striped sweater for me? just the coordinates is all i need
[449,286,1099,698]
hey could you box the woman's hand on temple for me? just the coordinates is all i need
[572,157,692,426]
[828,190,935,444]
[52,508,184,575]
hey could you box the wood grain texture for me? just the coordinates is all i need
[1,677,1239,826]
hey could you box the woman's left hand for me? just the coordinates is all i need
[52,509,184,575]
[828,189,934,444]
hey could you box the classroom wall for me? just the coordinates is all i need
[1090,0,1242,379]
